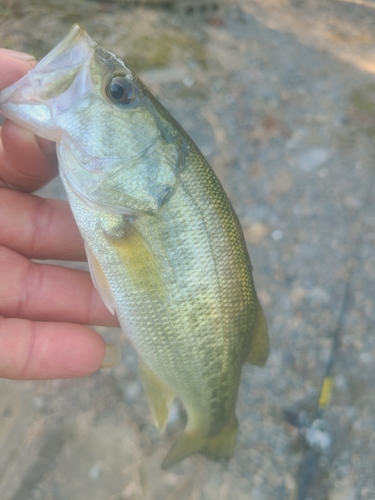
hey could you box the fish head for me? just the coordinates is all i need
[0,25,182,214]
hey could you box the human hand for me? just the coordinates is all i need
[0,49,120,380]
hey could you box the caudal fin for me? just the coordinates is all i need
[161,417,238,469]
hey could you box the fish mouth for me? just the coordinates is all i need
[36,24,95,71]
[0,24,96,141]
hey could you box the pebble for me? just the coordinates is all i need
[89,462,103,480]
[298,147,331,171]
[269,168,293,194]
[32,397,44,409]
[271,229,283,241]
[243,222,269,244]
[360,487,372,498]
[257,289,272,306]
[290,286,306,305]
[183,75,195,87]
[329,478,356,500]
[360,352,373,363]
[124,380,142,401]
[307,287,330,305]
[167,401,180,425]
[343,195,361,210]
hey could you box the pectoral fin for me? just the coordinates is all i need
[105,220,165,298]
[138,358,175,432]
[85,243,115,315]
[161,415,238,470]
[246,297,269,367]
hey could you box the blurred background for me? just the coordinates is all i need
[1,0,375,498]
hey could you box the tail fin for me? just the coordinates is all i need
[161,417,238,469]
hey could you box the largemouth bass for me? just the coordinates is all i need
[0,25,269,468]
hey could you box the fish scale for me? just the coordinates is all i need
[133,150,251,420]
[0,25,269,468]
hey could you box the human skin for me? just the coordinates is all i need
[0,49,119,380]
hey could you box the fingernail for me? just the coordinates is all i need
[101,344,121,369]
[0,48,36,63]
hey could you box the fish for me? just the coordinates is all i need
[0,25,269,469]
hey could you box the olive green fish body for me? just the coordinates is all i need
[0,25,269,468]
[63,138,254,421]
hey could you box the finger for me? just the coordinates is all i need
[0,120,58,192]
[0,245,119,327]
[0,55,57,191]
[0,316,106,379]
[0,190,86,261]
[0,53,56,173]
[0,53,35,89]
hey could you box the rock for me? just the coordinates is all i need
[243,222,269,244]
[307,287,330,305]
[298,147,331,171]
[269,168,293,195]
[271,229,283,241]
[329,478,356,500]
[290,286,306,305]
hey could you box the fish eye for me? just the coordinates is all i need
[106,76,136,105]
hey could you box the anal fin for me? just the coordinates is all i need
[246,297,269,367]
[138,358,175,432]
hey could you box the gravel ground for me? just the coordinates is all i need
[1,1,375,499]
